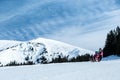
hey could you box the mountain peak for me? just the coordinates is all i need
[0,38,94,66]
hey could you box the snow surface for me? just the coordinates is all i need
[0,59,120,80]
[31,38,94,56]
[102,55,120,61]
[0,40,21,50]
[0,38,94,65]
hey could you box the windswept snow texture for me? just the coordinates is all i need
[0,0,120,50]
[0,38,94,65]
[0,60,120,80]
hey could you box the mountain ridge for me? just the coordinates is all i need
[0,38,94,66]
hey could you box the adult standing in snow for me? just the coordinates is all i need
[97,48,103,61]
[91,48,104,62]
[99,48,103,57]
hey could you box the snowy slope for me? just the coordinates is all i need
[0,40,21,51]
[102,55,120,61]
[0,38,94,66]
[0,59,120,80]
[31,38,94,56]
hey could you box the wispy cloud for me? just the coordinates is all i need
[0,0,120,50]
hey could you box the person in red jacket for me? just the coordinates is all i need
[97,48,103,61]
[92,48,103,62]
[99,48,103,57]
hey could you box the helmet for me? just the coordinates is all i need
[99,48,102,52]
[95,51,99,54]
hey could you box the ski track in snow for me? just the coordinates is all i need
[0,60,120,80]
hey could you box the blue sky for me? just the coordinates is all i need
[0,0,120,50]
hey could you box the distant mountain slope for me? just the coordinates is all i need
[0,40,21,50]
[0,38,94,66]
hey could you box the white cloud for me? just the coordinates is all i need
[0,0,120,51]
[44,9,120,51]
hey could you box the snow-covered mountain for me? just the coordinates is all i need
[0,38,93,66]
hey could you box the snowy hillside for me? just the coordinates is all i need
[0,59,120,80]
[0,38,94,66]
[0,40,21,50]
